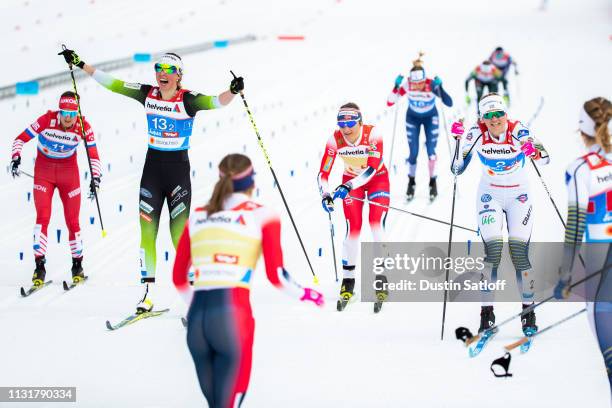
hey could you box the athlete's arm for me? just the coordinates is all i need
[344,128,384,190]
[387,81,407,107]
[172,223,194,304]
[465,72,475,91]
[317,134,338,197]
[81,120,102,178]
[561,161,589,274]
[183,92,222,116]
[514,124,550,165]
[434,84,453,107]
[259,208,323,306]
[12,112,50,158]
[451,125,480,175]
[86,66,151,105]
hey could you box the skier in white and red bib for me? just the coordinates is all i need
[317,102,390,311]
[10,92,101,286]
[450,93,550,336]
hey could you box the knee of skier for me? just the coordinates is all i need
[508,238,531,271]
[484,239,503,267]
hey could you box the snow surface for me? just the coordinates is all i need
[0,0,611,406]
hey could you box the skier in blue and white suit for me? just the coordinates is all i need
[387,58,452,201]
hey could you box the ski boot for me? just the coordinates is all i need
[406,176,416,201]
[32,256,46,287]
[71,257,85,283]
[429,177,438,202]
[136,283,154,314]
[521,304,538,336]
[478,305,497,334]
[374,274,389,313]
[337,278,355,312]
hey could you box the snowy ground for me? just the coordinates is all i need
[0,0,611,407]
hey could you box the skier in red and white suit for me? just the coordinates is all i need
[317,103,390,308]
[10,91,101,285]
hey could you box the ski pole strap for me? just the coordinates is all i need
[490,353,513,378]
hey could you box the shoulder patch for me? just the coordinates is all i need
[123,82,141,90]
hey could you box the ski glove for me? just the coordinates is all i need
[10,156,21,178]
[450,121,464,140]
[322,194,334,213]
[230,76,244,94]
[332,183,351,201]
[58,48,85,68]
[520,141,538,159]
[300,288,325,307]
[394,74,404,88]
[89,177,100,200]
[432,76,442,88]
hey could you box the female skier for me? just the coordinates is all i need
[173,153,324,408]
[317,102,391,312]
[59,48,243,313]
[450,93,550,336]
[10,92,101,287]
[387,55,453,201]
[555,97,612,391]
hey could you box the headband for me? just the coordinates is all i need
[219,166,255,192]
[59,96,78,112]
[579,106,596,137]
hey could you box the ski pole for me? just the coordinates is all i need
[441,136,461,340]
[327,212,339,282]
[525,97,585,268]
[231,71,319,284]
[473,263,611,343]
[503,308,587,351]
[388,103,399,172]
[62,44,106,238]
[348,195,477,233]
[18,169,34,179]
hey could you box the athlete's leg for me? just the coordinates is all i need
[342,181,365,279]
[187,291,216,407]
[367,173,390,242]
[211,291,254,408]
[32,164,55,260]
[139,161,164,283]
[506,191,535,304]
[166,162,191,249]
[57,165,83,259]
[477,188,504,306]
[423,114,440,179]
[406,115,421,178]
[593,246,612,390]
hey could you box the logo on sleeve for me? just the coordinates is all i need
[516,194,528,203]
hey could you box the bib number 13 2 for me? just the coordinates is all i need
[151,117,174,131]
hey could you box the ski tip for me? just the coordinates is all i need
[20,287,26,297]
[63,281,69,291]
[105,321,114,331]
[181,317,188,328]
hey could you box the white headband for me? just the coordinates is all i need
[579,106,596,137]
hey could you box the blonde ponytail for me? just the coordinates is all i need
[584,97,612,153]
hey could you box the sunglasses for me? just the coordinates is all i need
[60,110,78,118]
[338,120,358,128]
[482,111,506,120]
[154,63,179,74]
